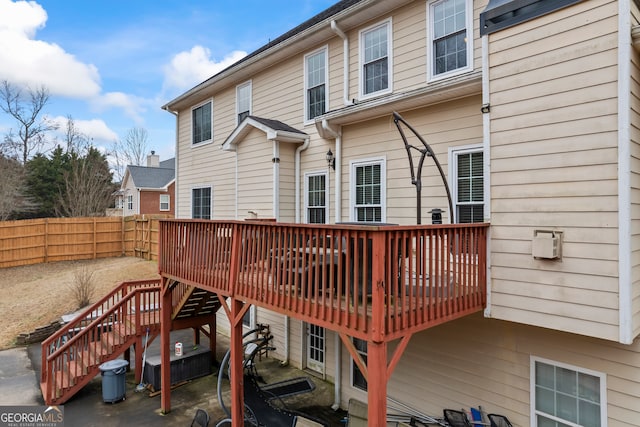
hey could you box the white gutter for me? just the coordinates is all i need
[321,119,342,409]
[618,0,633,344]
[322,120,342,222]
[162,107,179,217]
[294,137,311,222]
[331,20,352,106]
[281,135,311,367]
[481,35,492,319]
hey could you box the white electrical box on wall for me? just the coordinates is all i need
[532,230,563,260]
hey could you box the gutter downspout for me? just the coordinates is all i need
[331,20,352,107]
[162,107,179,217]
[321,119,342,411]
[481,34,492,319]
[282,136,311,368]
[273,141,280,219]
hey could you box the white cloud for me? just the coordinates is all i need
[163,46,247,92]
[0,0,101,98]
[49,115,119,143]
[91,92,146,124]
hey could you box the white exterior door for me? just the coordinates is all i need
[306,323,325,374]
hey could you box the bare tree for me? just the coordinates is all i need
[62,115,90,154]
[57,148,116,217]
[110,127,150,181]
[0,155,33,220]
[0,80,58,164]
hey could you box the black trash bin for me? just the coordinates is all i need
[99,359,129,403]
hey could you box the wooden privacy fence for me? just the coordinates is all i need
[0,215,169,269]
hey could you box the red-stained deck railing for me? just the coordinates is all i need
[159,220,488,341]
[41,279,161,404]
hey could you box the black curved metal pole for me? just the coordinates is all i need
[393,111,455,224]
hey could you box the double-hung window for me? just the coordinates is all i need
[305,48,327,121]
[360,20,392,98]
[127,194,133,211]
[192,100,212,145]
[428,0,472,80]
[236,81,251,125]
[532,357,606,427]
[351,159,385,223]
[450,146,484,223]
[159,194,170,211]
[305,172,328,224]
[192,187,211,219]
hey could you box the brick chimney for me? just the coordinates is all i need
[147,151,160,167]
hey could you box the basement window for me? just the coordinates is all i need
[480,0,582,36]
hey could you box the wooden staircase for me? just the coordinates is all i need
[40,279,220,405]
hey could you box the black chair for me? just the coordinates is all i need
[487,414,514,427]
[191,408,210,427]
[443,409,472,427]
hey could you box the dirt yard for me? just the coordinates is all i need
[0,257,160,350]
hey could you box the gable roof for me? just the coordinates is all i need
[222,116,308,151]
[126,160,175,190]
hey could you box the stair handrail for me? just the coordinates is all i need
[44,285,161,363]
[41,278,161,351]
[41,279,160,395]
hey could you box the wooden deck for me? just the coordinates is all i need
[159,220,488,341]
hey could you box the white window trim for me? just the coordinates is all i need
[530,356,608,427]
[191,98,214,147]
[236,81,252,126]
[191,185,212,219]
[349,157,386,223]
[448,143,484,224]
[303,46,329,124]
[358,18,393,100]
[159,194,170,211]
[426,0,474,82]
[304,170,329,224]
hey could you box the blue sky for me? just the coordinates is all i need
[0,0,337,165]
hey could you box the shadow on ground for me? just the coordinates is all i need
[29,329,346,427]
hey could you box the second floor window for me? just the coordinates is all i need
[352,159,384,223]
[305,49,327,121]
[127,194,133,211]
[192,187,211,219]
[429,0,471,79]
[361,20,391,97]
[192,100,212,145]
[236,81,251,125]
[159,194,170,211]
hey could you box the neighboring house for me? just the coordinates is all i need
[161,0,640,425]
[120,152,175,216]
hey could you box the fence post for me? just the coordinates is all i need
[44,218,49,263]
[93,217,97,259]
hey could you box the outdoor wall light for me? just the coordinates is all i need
[326,149,335,170]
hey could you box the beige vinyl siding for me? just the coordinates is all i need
[237,128,274,218]
[278,142,297,222]
[487,0,621,340]
[339,97,482,224]
[337,314,640,426]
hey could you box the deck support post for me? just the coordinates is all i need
[230,298,245,427]
[367,340,388,427]
[209,319,217,363]
[160,278,173,414]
